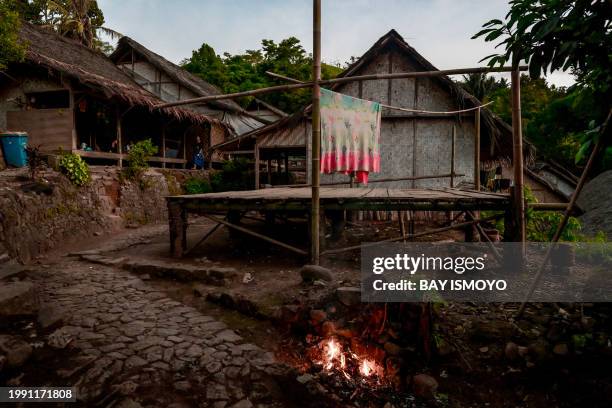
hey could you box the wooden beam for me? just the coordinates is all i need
[511,69,526,250]
[321,213,505,255]
[255,145,260,189]
[450,124,456,188]
[161,124,166,169]
[154,65,529,108]
[518,114,609,317]
[475,107,481,190]
[311,0,322,265]
[116,107,123,168]
[203,214,308,256]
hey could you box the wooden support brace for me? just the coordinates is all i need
[203,214,308,256]
[168,201,187,258]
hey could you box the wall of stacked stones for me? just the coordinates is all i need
[0,167,209,263]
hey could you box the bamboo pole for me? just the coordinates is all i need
[154,65,528,109]
[275,172,466,188]
[203,214,308,256]
[311,0,322,265]
[116,107,123,168]
[475,108,481,190]
[511,69,526,251]
[254,145,260,189]
[517,111,610,317]
[321,213,504,255]
[450,124,456,188]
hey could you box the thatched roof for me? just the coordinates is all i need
[215,29,535,164]
[110,36,270,131]
[337,29,530,159]
[18,23,220,126]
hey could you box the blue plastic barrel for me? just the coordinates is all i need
[0,132,28,167]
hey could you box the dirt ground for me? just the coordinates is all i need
[3,216,612,407]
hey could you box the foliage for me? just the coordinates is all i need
[124,139,158,180]
[25,144,44,180]
[181,37,343,113]
[183,176,212,195]
[473,0,611,169]
[459,73,507,101]
[458,70,609,173]
[524,186,582,242]
[0,1,26,70]
[210,158,254,192]
[6,0,119,52]
[59,152,90,186]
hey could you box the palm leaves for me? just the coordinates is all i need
[40,0,121,51]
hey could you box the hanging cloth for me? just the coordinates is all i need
[319,88,382,185]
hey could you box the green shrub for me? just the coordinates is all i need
[183,176,212,194]
[210,158,254,192]
[59,153,90,186]
[125,139,158,180]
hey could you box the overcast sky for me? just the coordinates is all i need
[98,0,574,87]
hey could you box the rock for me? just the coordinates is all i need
[384,341,401,356]
[505,342,519,360]
[173,381,191,392]
[412,373,438,399]
[115,398,143,408]
[0,335,33,368]
[206,383,229,400]
[299,265,333,282]
[37,305,65,330]
[0,281,39,317]
[336,287,361,306]
[309,309,327,324]
[297,373,314,384]
[321,321,336,337]
[228,400,253,408]
[479,346,489,353]
[553,343,569,356]
[528,340,551,362]
[124,355,147,369]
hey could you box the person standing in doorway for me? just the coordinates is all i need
[193,135,205,170]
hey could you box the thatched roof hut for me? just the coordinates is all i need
[0,23,223,167]
[110,36,269,137]
[19,23,220,125]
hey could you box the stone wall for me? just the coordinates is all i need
[0,166,209,263]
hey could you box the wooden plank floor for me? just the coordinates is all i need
[168,187,510,212]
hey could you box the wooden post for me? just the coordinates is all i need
[474,108,481,190]
[284,154,289,184]
[310,0,322,265]
[511,69,526,250]
[168,201,187,258]
[116,107,123,168]
[182,130,187,169]
[255,145,260,189]
[161,123,166,169]
[267,159,272,185]
[450,123,456,188]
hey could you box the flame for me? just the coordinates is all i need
[317,338,382,382]
[360,359,374,377]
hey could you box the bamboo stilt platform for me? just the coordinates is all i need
[166,187,512,257]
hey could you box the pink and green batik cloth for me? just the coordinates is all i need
[319,88,382,185]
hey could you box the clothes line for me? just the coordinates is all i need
[378,100,493,115]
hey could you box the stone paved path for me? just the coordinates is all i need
[31,258,290,407]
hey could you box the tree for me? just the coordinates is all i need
[474,0,611,169]
[0,1,26,70]
[459,73,506,101]
[181,37,343,113]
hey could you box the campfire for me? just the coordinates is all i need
[311,337,385,384]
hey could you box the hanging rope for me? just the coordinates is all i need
[378,101,493,115]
